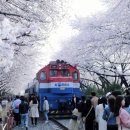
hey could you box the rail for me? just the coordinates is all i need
[3,123,7,130]
[50,117,69,130]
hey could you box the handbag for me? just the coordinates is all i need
[83,106,93,122]
[71,115,78,120]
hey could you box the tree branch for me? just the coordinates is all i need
[81,78,102,86]
[0,11,23,18]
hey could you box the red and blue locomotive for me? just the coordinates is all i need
[25,60,83,112]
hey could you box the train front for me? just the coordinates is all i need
[37,60,83,114]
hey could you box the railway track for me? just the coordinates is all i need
[50,117,69,130]
[12,118,70,130]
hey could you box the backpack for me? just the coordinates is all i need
[19,102,28,114]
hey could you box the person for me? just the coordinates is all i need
[111,91,121,99]
[82,98,95,130]
[103,96,118,130]
[124,96,130,114]
[29,96,39,126]
[91,92,98,109]
[96,96,107,130]
[71,95,80,109]
[95,98,101,130]
[114,95,130,130]
[0,102,2,129]
[43,96,49,123]
[72,95,77,109]
[12,95,21,126]
[68,105,83,130]
[29,94,35,102]
[125,89,130,96]
[78,96,86,113]
[106,92,112,99]
[19,96,29,130]
[1,97,8,109]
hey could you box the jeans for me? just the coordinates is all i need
[20,113,28,128]
[44,111,48,121]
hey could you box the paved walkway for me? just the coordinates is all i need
[13,119,69,130]
[1,102,69,130]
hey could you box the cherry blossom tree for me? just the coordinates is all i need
[53,0,130,92]
[1,0,130,94]
[0,0,69,94]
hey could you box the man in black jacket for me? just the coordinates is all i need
[19,96,29,130]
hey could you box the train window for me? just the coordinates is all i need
[72,72,78,80]
[50,70,58,77]
[62,65,68,69]
[40,72,46,80]
[61,69,70,77]
[51,65,57,68]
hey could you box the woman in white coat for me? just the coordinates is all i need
[29,96,39,126]
[68,106,84,130]
[96,97,107,130]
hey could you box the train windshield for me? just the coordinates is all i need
[61,69,69,77]
[72,72,78,80]
[40,72,46,80]
[50,70,58,77]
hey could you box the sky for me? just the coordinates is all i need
[39,0,108,66]
[70,0,107,18]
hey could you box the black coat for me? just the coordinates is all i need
[19,101,29,114]
[82,104,95,123]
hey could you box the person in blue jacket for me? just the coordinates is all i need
[103,96,118,130]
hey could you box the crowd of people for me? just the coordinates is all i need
[1,91,130,130]
[68,91,130,130]
[11,95,49,130]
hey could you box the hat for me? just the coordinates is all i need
[106,92,111,97]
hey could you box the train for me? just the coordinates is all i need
[25,60,83,112]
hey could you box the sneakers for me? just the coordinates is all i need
[21,126,28,130]
[31,124,35,127]
[45,120,49,124]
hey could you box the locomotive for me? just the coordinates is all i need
[25,60,83,112]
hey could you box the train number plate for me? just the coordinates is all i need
[60,86,65,90]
